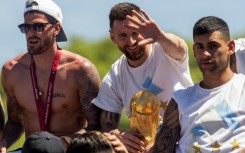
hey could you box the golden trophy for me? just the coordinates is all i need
[129,90,160,145]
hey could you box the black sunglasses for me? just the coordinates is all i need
[18,23,51,34]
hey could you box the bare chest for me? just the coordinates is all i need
[12,69,79,114]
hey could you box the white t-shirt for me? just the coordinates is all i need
[235,38,245,74]
[172,74,245,153]
[93,42,193,117]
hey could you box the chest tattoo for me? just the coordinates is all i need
[53,93,66,98]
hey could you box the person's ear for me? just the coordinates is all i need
[109,30,116,44]
[192,44,196,58]
[227,40,235,55]
[54,22,61,36]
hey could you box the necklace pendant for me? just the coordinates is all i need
[39,90,42,96]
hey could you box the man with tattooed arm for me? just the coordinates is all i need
[92,2,193,153]
[0,0,101,152]
[151,16,245,153]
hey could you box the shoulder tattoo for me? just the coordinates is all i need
[80,68,100,108]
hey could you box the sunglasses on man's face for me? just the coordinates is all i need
[18,23,51,34]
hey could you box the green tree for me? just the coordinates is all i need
[66,36,122,78]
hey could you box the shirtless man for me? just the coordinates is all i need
[0,0,100,152]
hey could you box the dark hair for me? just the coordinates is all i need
[109,2,141,29]
[193,16,230,41]
[66,131,114,153]
[24,10,58,24]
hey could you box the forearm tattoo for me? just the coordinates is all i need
[1,69,24,148]
[2,97,24,148]
[84,104,101,131]
[2,120,24,148]
[152,99,181,153]
[100,110,121,132]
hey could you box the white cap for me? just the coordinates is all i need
[24,0,67,42]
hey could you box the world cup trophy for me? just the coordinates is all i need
[128,90,161,145]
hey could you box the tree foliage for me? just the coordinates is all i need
[65,36,122,79]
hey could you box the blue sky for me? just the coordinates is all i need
[1,0,245,66]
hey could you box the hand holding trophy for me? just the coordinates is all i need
[129,90,161,146]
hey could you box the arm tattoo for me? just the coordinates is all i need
[2,120,24,148]
[100,110,121,132]
[152,99,181,153]
[1,67,23,148]
[84,104,101,131]
[2,95,24,148]
[79,65,101,131]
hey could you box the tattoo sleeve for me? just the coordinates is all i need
[100,110,121,132]
[1,68,24,148]
[79,63,101,131]
[152,99,181,153]
[84,104,101,131]
[1,95,24,148]
[2,120,24,148]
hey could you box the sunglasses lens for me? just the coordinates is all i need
[33,23,45,32]
[18,24,29,34]
[18,23,49,34]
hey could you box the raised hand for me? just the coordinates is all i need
[124,10,164,47]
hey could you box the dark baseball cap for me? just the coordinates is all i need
[22,131,65,153]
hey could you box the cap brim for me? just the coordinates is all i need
[56,26,67,42]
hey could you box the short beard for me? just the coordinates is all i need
[28,46,45,55]
[200,55,229,75]
[121,45,145,61]
[27,37,51,55]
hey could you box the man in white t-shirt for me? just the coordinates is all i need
[231,38,245,74]
[151,16,245,153]
[92,2,193,152]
